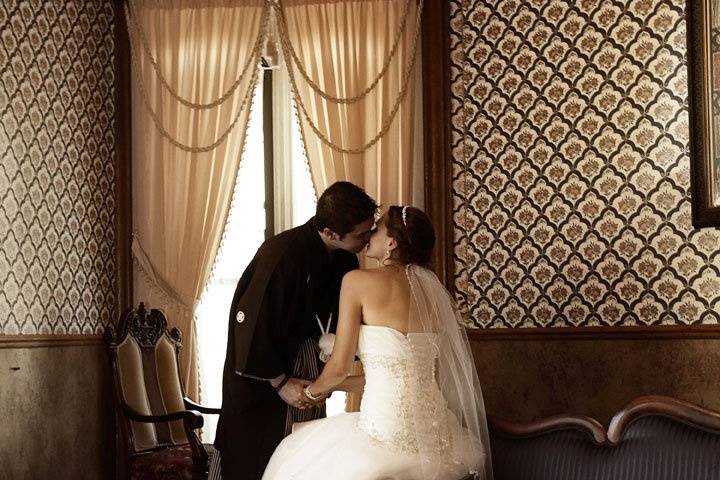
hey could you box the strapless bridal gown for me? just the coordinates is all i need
[262,325,484,480]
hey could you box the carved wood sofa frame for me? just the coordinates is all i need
[488,395,720,480]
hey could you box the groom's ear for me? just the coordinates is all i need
[321,227,340,241]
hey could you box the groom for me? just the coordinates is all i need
[213,181,377,480]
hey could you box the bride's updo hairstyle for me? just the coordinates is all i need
[385,206,435,267]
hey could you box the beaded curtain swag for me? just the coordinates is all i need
[127,0,424,177]
[125,0,268,153]
[275,0,425,206]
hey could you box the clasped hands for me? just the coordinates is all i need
[277,377,328,409]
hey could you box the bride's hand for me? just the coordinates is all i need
[302,385,329,405]
[278,378,313,409]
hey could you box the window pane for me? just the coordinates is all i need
[290,104,317,226]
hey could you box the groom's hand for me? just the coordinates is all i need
[278,378,312,409]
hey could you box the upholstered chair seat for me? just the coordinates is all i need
[129,444,217,480]
[106,303,220,480]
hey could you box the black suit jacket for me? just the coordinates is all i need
[227,216,357,378]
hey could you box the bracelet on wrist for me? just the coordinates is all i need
[273,374,290,391]
[303,385,322,401]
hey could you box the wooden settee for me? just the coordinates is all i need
[488,396,720,480]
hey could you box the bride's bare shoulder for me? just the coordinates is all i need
[341,268,384,290]
[343,267,404,295]
[342,268,372,283]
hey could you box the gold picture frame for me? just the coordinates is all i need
[688,0,720,226]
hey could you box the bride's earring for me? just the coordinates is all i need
[381,250,391,266]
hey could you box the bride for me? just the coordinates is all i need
[262,206,493,480]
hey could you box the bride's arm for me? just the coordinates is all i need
[330,372,365,393]
[305,271,363,398]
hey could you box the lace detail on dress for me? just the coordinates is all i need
[356,332,454,457]
[262,324,487,480]
[357,355,420,454]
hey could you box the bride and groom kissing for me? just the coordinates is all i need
[213,181,493,480]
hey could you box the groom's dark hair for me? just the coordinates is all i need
[315,181,377,236]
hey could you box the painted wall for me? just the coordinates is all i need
[471,335,720,423]
[0,343,114,479]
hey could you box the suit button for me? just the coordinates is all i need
[236,311,245,324]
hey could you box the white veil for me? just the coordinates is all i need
[405,264,493,480]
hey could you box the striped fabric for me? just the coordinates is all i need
[208,450,222,480]
[285,337,326,434]
[490,416,720,480]
[116,335,188,451]
[208,339,325,480]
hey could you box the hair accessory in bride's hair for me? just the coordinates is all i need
[401,206,408,227]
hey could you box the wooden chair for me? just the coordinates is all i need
[105,302,220,480]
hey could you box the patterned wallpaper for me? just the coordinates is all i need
[0,1,117,334]
[450,0,720,328]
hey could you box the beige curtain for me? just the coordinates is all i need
[129,0,266,400]
[276,0,424,207]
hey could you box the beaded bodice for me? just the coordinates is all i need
[356,325,452,455]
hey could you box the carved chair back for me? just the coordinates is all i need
[105,302,189,452]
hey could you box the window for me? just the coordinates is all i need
[195,67,345,442]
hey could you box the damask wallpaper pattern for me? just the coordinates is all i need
[0,1,116,334]
[450,0,720,327]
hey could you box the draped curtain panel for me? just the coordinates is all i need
[129,0,265,399]
[277,0,424,207]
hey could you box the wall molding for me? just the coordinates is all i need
[115,0,134,314]
[467,324,720,341]
[421,0,454,292]
[0,335,104,349]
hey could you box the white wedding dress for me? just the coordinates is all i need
[262,324,485,480]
